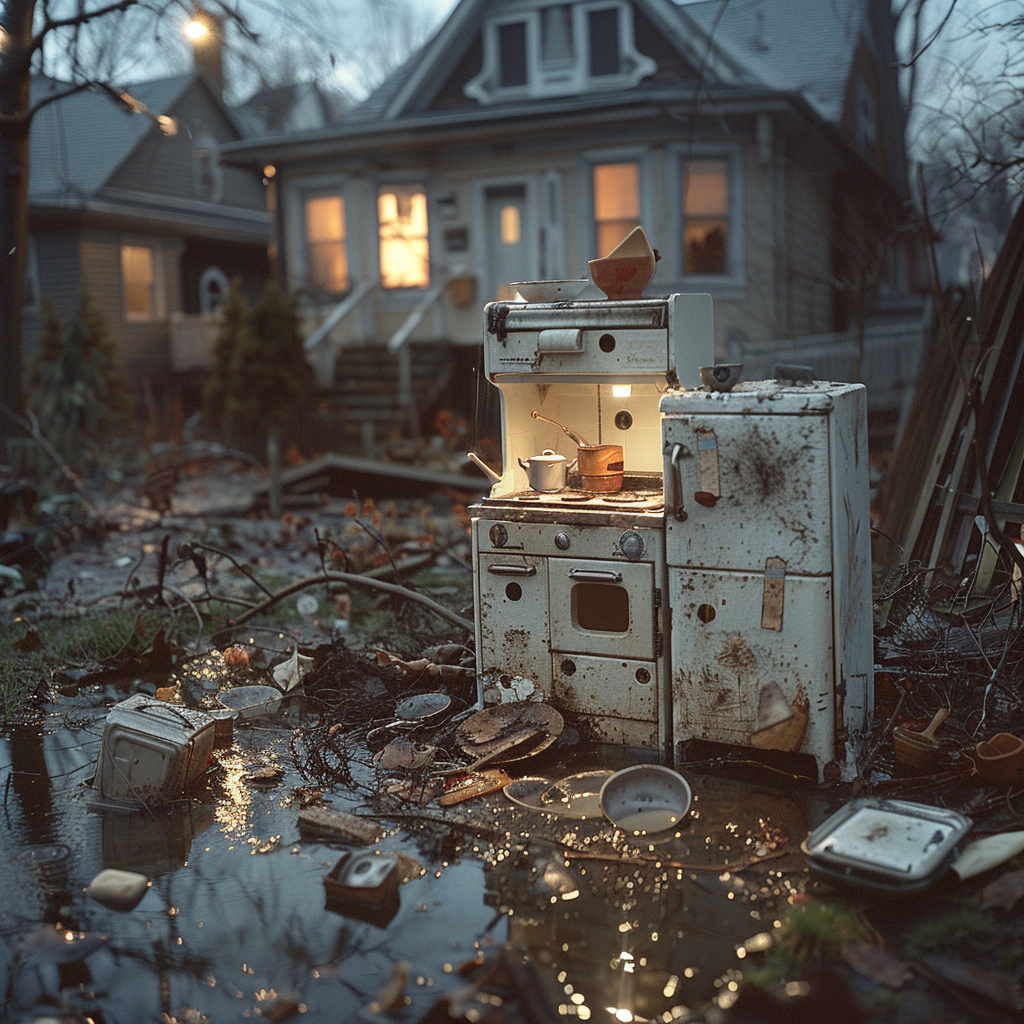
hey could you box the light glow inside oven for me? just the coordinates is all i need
[574,582,629,633]
[611,384,632,397]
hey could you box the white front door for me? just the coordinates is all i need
[486,185,530,300]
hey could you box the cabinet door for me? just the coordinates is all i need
[670,568,835,764]
[663,413,833,574]
[477,553,552,696]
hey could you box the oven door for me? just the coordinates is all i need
[548,558,656,660]
[477,553,552,689]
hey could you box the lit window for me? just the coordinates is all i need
[500,204,521,245]
[683,159,728,275]
[304,195,349,295]
[121,244,154,320]
[593,162,639,257]
[378,184,429,289]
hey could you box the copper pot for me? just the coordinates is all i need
[531,411,623,492]
[577,444,623,492]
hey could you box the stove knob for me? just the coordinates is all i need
[618,529,645,560]
[489,523,508,548]
[554,532,571,551]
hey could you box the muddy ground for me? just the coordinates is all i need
[3,456,1024,1023]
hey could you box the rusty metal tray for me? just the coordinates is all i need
[801,798,972,891]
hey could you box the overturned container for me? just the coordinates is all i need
[91,693,215,806]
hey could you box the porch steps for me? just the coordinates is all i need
[309,341,455,453]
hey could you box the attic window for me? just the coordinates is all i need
[498,21,527,88]
[466,1,655,103]
[587,8,620,76]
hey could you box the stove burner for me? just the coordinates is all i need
[601,492,647,503]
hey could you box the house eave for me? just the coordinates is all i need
[220,87,826,169]
[29,191,269,243]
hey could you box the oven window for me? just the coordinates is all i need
[574,583,629,632]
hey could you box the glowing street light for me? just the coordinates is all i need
[183,15,210,40]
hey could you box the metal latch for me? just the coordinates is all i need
[567,568,623,583]
[486,564,538,577]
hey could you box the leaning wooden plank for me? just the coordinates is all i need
[875,292,975,578]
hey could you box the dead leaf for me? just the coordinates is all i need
[841,941,912,989]
[374,737,435,770]
[981,866,1024,911]
[272,649,314,692]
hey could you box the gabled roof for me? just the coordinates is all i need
[28,74,195,205]
[681,0,871,124]
[234,80,352,137]
[350,0,879,129]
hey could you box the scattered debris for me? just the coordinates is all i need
[297,805,382,846]
[86,868,152,911]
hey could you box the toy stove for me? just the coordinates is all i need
[470,294,713,751]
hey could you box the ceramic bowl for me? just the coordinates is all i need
[511,280,588,302]
[974,733,1024,786]
[587,254,656,300]
[599,764,691,836]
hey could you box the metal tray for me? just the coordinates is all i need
[801,798,972,891]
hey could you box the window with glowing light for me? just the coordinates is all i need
[500,204,521,245]
[304,195,349,296]
[378,184,430,289]
[121,244,155,321]
[593,161,640,257]
[683,159,729,275]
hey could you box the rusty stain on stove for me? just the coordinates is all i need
[716,633,757,673]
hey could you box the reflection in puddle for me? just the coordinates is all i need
[0,690,825,1021]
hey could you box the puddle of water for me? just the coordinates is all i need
[0,693,827,1022]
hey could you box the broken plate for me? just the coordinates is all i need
[456,702,563,764]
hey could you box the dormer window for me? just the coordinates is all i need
[466,1,655,104]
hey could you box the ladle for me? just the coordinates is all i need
[531,411,591,447]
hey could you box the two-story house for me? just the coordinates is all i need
[23,72,270,416]
[222,0,919,451]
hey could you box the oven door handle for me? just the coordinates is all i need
[566,568,623,584]
[486,563,537,577]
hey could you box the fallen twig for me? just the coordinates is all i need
[226,565,473,633]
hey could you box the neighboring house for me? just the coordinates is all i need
[23,72,270,407]
[221,0,921,447]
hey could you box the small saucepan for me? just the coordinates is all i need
[518,449,571,492]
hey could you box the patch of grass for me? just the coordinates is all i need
[0,607,191,717]
[774,902,866,962]
[902,903,992,959]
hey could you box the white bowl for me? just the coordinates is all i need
[599,765,692,835]
[511,280,588,303]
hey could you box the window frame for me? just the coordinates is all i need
[582,147,652,265]
[302,190,351,299]
[465,0,655,103]
[669,145,746,294]
[375,179,432,293]
[120,241,164,323]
